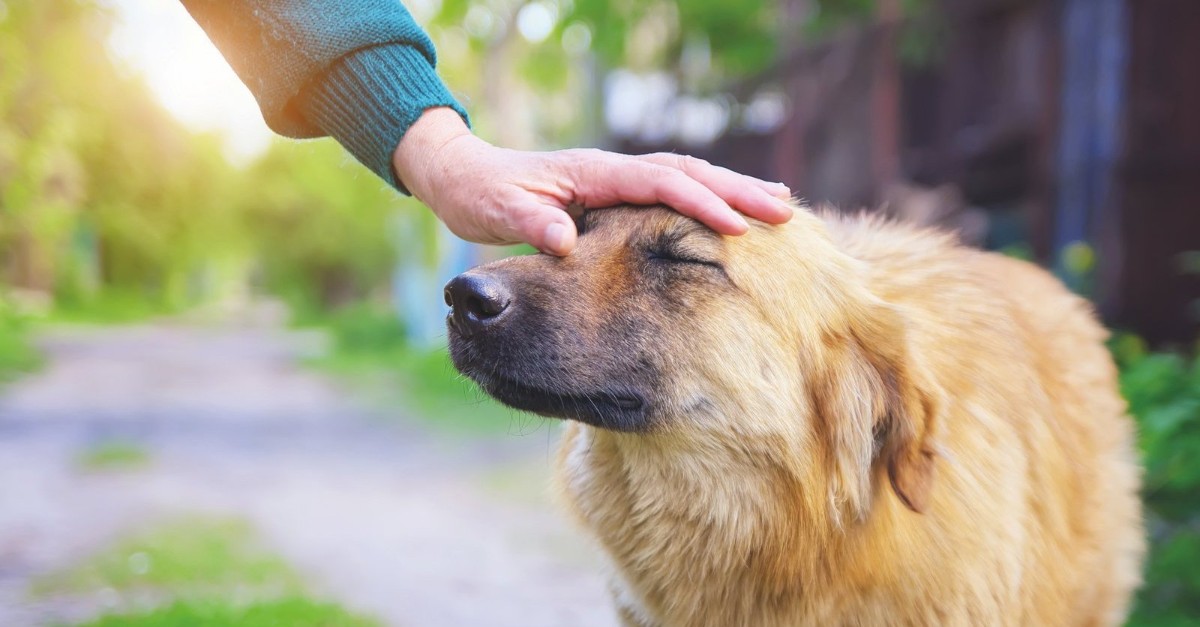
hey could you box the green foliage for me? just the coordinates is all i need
[1,2,245,307]
[241,142,412,311]
[0,1,421,321]
[1111,335,1200,625]
[553,0,935,80]
[678,0,777,75]
[998,243,1035,262]
[315,302,408,354]
[48,289,181,325]
[417,0,946,152]
[0,296,42,381]
[562,0,778,76]
[804,0,878,36]
[76,440,151,471]
[77,597,380,627]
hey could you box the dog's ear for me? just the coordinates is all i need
[855,305,940,514]
[813,302,940,520]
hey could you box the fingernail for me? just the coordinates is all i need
[733,214,751,232]
[544,222,569,255]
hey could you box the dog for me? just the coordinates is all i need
[444,204,1144,626]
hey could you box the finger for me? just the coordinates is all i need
[761,179,794,200]
[639,153,794,224]
[734,172,792,200]
[579,157,750,235]
[504,202,578,256]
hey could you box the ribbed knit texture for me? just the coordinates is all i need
[181,0,469,191]
[299,45,468,190]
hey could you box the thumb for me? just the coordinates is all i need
[511,204,578,255]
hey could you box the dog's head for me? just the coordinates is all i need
[446,206,940,517]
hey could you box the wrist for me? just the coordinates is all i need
[392,107,474,202]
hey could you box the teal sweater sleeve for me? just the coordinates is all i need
[181,0,469,191]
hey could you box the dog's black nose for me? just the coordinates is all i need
[444,273,512,336]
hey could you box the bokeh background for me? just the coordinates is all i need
[0,0,1197,625]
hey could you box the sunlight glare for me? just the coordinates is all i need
[516,2,556,44]
[103,0,274,164]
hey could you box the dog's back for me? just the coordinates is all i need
[825,212,1145,625]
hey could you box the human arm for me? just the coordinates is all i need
[182,0,793,255]
[180,0,468,189]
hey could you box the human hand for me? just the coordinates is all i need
[392,107,794,255]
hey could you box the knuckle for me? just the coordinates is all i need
[680,154,708,170]
[656,166,692,186]
[640,152,673,166]
[648,153,706,173]
[568,148,614,172]
[576,147,607,162]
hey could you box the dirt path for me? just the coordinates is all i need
[0,319,616,626]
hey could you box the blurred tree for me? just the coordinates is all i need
[0,0,428,315]
[0,0,246,308]
[242,141,419,312]
[419,0,932,150]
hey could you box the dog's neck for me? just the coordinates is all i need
[557,423,906,626]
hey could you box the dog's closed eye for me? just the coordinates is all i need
[646,247,722,269]
[646,229,724,271]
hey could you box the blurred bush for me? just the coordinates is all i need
[1112,334,1200,625]
[244,142,408,314]
[306,304,525,435]
[0,296,41,381]
[313,302,409,355]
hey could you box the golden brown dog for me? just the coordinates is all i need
[444,205,1144,626]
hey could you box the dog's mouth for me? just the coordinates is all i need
[466,369,649,432]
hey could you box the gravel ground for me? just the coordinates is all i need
[0,320,616,626]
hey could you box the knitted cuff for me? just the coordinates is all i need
[300,44,470,193]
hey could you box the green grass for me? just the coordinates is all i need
[33,516,379,626]
[0,298,43,382]
[312,343,539,436]
[33,517,300,597]
[47,290,181,325]
[76,441,152,471]
[0,325,41,381]
[76,597,379,627]
[303,303,539,436]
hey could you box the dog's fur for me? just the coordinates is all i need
[447,205,1144,626]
